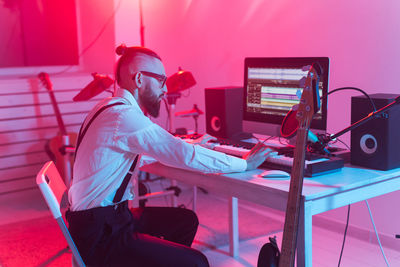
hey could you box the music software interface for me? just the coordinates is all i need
[246,67,324,120]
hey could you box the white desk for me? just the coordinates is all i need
[141,163,400,267]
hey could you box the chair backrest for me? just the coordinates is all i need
[36,161,86,267]
[36,161,67,218]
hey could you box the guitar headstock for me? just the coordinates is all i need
[296,64,321,128]
[38,72,53,92]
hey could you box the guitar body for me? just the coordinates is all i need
[45,133,77,181]
[257,65,321,267]
[258,236,280,267]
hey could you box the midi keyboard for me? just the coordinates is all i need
[180,135,345,177]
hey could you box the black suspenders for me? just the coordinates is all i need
[75,102,139,204]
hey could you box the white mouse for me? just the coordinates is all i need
[260,170,290,178]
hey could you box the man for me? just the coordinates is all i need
[66,45,274,266]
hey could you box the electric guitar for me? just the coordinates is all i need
[38,72,77,186]
[257,65,321,267]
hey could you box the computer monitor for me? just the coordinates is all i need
[243,57,330,137]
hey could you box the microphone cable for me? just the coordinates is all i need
[323,86,377,112]
[316,86,377,152]
[338,205,350,267]
[365,200,390,267]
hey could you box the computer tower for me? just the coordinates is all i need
[205,86,243,139]
[351,93,400,170]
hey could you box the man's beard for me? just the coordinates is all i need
[139,83,162,118]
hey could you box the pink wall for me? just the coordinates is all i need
[121,0,400,137]
[115,0,400,242]
[0,0,115,76]
[77,0,115,74]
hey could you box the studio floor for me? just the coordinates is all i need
[1,180,399,267]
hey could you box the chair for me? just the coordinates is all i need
[36,161,86,267]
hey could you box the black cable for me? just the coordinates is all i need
[325,87,377,112]
[336,138,350,150]
[314,86,376,152]
[278,135,292,146]
[311,61,323,77]
[338,205,351,267]
[52,0,123,76]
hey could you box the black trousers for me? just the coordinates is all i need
[66,202,209,267]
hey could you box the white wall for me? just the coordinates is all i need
[115,0,400,243]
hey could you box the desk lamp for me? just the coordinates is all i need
[73,73,113,101]
[165,68,196,133]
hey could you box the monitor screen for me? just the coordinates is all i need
[243,57,330,136]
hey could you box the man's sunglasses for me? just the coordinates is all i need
[138,71,167,88]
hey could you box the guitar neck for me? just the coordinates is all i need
[48,89,67,136]
[38,72,68,136]
[279,126,309,267]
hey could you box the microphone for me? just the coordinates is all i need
[280,107,330,154]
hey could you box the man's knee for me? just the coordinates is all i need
[188,248,210,267]
[183,208,199,228]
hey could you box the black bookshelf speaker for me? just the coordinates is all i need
[205,86,243,139]
[350,93,400,170]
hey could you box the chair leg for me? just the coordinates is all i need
[72,254,80,267]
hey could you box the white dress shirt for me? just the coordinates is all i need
[69,88,247,211]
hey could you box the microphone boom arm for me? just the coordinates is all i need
[322,95,400,147]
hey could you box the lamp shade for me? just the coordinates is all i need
[166,69,196,94]
[73,73,113,101]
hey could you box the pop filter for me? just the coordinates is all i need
[280,106,319,143]
[280,107,298,138]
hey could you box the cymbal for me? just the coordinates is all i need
[175,104,204,117]
[73,73,114,101]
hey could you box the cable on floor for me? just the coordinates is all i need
[365,200,390,267]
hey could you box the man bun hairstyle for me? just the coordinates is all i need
[115,43,128,56]
[115,44,162,85]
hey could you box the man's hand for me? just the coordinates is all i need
[243,142,278,171]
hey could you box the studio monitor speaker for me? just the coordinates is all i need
[205,86,243,139]
[351,93,400,170]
